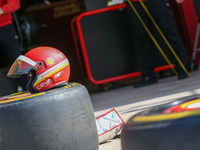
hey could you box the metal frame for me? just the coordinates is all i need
[71,4,175,85]
[191,21,200,70]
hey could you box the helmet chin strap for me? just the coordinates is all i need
[26,69,38,93]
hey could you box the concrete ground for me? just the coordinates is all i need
[88,70,200,150]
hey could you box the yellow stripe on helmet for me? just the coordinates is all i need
[34,59,69,86]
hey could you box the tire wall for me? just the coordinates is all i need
[0,83,99,150]
[121,94,200,150]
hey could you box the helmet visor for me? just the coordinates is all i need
[7,55,37,78]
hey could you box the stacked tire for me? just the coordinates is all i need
[0,83,99,150]
[121,94,200,150]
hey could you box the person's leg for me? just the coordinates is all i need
[0,24,28,90]
[126,1,155,73]
[0,24,20,63]
[126,1,157,87]
[193,0,200,19]
[151,0,189,79]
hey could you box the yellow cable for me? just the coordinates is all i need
[127,0,177,75]
[127,0,188,76]
[138,0,189,76]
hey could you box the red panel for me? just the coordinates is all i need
[179,0,199,66]
[181,0,198,48]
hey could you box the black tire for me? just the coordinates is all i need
[121,94,200,150]
[0,82,99,150]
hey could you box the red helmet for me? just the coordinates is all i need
[8,46,70,93]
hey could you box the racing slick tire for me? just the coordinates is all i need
[0,82,99,150]
[121,94,200,150]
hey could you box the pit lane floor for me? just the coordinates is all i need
[88,70,200,150]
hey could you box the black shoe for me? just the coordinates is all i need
[175,64,189,80]
[176,67,189,80]
[178,74,188,80]
[133,76,158,88]
[178,71,189,80]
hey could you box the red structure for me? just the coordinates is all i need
[25,1,199,84]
